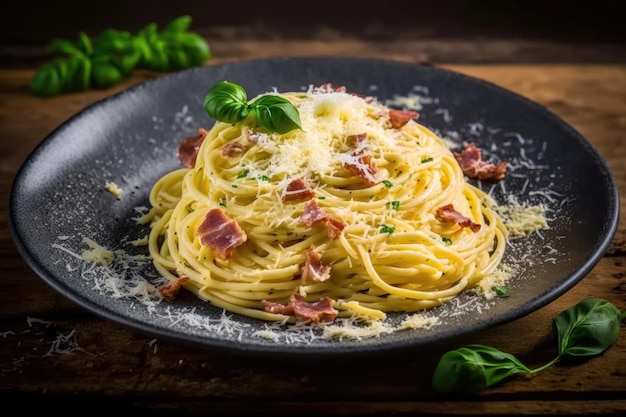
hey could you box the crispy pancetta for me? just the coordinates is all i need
[435,204,481,232]
[453,143,507,182]
[198,209,247,258]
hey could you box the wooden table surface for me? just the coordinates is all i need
[1,36,625,416]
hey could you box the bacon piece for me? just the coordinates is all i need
[178,128,208,168]
[300,201,346,239]
[300,200,328,226]
[435,204,481,232]
[453,143,507,182]
[343,133,379,186]
[282,179,316,203]
[313,83,346,93]
[261,300,294,315]
[198,209,247,258]
[344,153,379,186]
[291,293,338,323]
[158,276,190,301]
[247,132,261,143]
[346,133,367,145]
[388,109,419,129]
[262,293,338,323]
[301,245,331,284]
[326,217,346,239]
[221,141,248,157]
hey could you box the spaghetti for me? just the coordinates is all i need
[140,84,508,324]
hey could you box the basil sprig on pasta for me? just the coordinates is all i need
[203,81,302,134]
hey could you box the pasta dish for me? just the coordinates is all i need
[140,83,509,324]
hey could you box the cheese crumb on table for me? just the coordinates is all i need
[105,181,123,198]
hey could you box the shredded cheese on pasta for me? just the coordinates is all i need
[139,87,509,323]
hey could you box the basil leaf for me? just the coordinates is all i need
[30,62,61,97]
[162,15,192,34]
[160,33,210,69]
[147,40,170,71]
[177,33,211,66]
[164,45,190,71]
[203,81,251,124]
[47,39,84,57]
[108,49,141,77]
[432,344,531,393]
[137,22,158,43]
[133,37,153,68]
[61,56,90,92]
[251,94,302,134]
[72,57,92,91]
[78,32,93,56]
[94,29,135,54]
[553,298,622,362]
[91,55,122,88]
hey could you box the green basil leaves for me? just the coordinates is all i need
[251,95,303,134]
[432,345,531,393]
[432,298,624,393]
[203,81,302,134]
[30,16,211,97]
[554,298,622,361]
[203,81,250,124]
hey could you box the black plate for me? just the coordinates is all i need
[9,57,619,358]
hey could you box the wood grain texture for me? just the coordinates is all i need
[1,43,625,415]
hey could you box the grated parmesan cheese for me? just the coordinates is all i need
[81,236,114,266]
[127,236,149,246]
[398,313,440,330]
[475,263,517,299]
[247,90,391,180]
[104,181,123,198]
[323,319,395,340]
[496,195,549,238]
[385,93,423,110]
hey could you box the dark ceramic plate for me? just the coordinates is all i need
[9,57,619,358]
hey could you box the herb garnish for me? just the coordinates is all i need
[203,81,302,134]
[432,298,624,393]
[379,224,396,235]
[494,286,510,297]
[30,16,211,97]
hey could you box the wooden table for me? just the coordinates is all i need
[1,38,625,416]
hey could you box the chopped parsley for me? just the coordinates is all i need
[381,180,393,188]
[442,237,452,246]
[495,287,510,297]
[237,169,249,179]
[421,157,433,164]
[379,224,396,234]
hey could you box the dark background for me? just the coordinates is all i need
[2,0,624,45]
[1,0,624,67]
